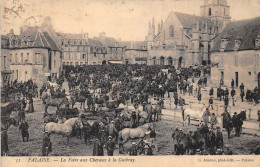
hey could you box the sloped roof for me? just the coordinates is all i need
[212,17,260,52]
[8,27,61,51]
[57,33,84,39]
[118,41,146,49]
[174,12,212,29]
[100,37,118,47]
[87,38,103,47]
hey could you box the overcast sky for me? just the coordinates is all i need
[2,0,260,41]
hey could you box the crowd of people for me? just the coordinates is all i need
[1,63,259,156]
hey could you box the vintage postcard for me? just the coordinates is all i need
[1,0,260,167]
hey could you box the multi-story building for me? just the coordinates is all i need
[1,18,62,87]
[211,17,260,88]
[146,0,231,67]
[1,35,13,86]
[58,33,107,66]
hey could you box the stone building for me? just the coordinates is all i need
[1,18,62,87]
[1,36,13,86]
[58,33,107,66]
[211,17,260,88]
[146,0,231,67]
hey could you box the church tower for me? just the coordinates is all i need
[147,18,155,51]
[200,0,231,30]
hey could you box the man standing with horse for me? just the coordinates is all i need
[232,112,243,137]
[42,132,52,156]
[221,107,232,138]
[19,119,29,142]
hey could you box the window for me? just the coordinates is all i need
[70,62,73,65]
[169,25,174,38]
[4,56,6,69]
[209,8,212,16]
[10,54,12,63]
[67,62,69,65]
[160,56,165,65]
[80,62,83,65]
[153,57,156,65]
[168,57,173,66]
[15,53,18,63]
[26,53,29,63]
[75,62,78,66]
[21,53,23,64]
[234,55,238,67]
[54,60,56,68]
[94,52,96,57]
[248,72,251,76]
[82,54,85,59]
[35,53,42,64]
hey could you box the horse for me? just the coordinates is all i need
[56,108,79,119]
[41,91,51,104]
[44,118,83,144]
[1,117,18,131]
[118,123,152,145]
[152,104,162,122]
[44,97,69,112]
[1,101,21,120]
[183,107,209,126]
[71,94,87,109]
[43,114,58,124]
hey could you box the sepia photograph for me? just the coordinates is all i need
[1,0,260,165]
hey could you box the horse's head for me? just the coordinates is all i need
[10,118,18,127]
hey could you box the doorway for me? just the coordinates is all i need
[102,60,106,65]
[221,71,224,83]
[178,57,183,68]
[235,72,238,87]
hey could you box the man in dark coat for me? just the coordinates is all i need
[106,136,116,156]
[232,112,243,137]
[129,142,138,156]
[231,79,234,88]
[28,97,34,113]
[1,130,8,156]
[231,88,236,106]
[215,126,223,149]
[42,132,52,156]
[209,87,214,97]
[19,119,29,142]
[173,92,178,109]
[93,138,104,156]
[209,97,213,110]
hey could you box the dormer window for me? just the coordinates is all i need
[255,35,260,48]
[220,37,229,51]
[234,39,241,50]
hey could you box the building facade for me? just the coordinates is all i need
[211,17,260,88]
[1,22,62,87]
[58,33,107,66]
[146,0,231,68]
[125,49,148,65]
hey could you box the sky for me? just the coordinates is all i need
[1,0,260,41]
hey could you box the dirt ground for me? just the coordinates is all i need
[7,98,260,156]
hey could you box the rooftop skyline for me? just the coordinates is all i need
[2,0,260,41]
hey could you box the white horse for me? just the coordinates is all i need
[45,118,83,144]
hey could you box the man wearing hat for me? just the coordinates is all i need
[210,113,218,129]
[143,142,153,155]
[93,138,104,156]
[42,131,52,156]
[129,142,138,156]
[172,126,179,152]
[1,129,8,156]
[149,126,158,152]
[19,119,29,142]
[232,112,242,137]
[107,120,118,140]
[106,136,116,156]
[215,126,223,149]
[208,128,216,154]
[98,122,107,147]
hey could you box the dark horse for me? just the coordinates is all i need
[1,101,21,120]
[44,97,69,112]
[222,111,246,138]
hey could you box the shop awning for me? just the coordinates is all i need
[108,61,123,64]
